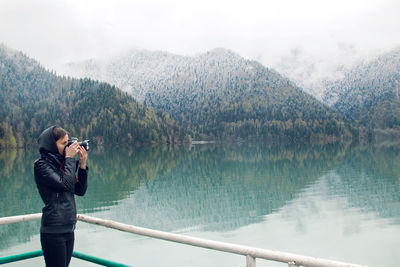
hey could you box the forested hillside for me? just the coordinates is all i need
[324,47,400,129]
[64,48,357,141]
[0,44,188,149]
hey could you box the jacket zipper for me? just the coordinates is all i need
[56,192,60,207]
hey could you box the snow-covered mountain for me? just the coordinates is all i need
[61,47,295,107]
[62,48,284,102]
[61,47,355,140]
[323,47,400,128]
[61,48,194,102]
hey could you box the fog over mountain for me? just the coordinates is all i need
[2,0,400,75]
[322,46,400,129]
[271,44,391,101]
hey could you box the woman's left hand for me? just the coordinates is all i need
[78,146,88,169]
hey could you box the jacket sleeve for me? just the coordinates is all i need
[34,158,77,192]
[75,166,88,196]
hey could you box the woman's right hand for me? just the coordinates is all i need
[65,141,80,158]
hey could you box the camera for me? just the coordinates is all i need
[67,137,89,151]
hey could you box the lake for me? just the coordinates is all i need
[0,142,399,266]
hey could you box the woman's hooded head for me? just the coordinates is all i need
[37,126,59,154]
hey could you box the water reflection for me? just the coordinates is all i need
[1,142,399,252]
[77,145,182,212]
[109,143,350,232]
[0,146,181,250]
[0,149,42,250]
[327,145,400,222]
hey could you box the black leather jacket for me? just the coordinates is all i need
[34,126,88,233]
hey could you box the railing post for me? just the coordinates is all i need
[246,255,256,267]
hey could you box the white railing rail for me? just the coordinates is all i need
[0,213,366,267]
[0,213,42,225]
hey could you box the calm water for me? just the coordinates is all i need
[0,143,399,266]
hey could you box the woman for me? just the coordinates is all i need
[34,126,88,267]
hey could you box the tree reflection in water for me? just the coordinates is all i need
[0,142,399,250]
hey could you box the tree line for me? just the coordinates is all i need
[0,46,190,149]
[0,45,361,150]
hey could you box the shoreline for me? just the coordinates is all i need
[191,141,216,145]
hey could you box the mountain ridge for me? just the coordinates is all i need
[0,44,188,149]
[61,47,356,141]
[323,46,400,129]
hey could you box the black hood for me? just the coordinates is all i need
[37,126,59,154]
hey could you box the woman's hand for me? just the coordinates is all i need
[65,141,80,158]
[78,145,88,170]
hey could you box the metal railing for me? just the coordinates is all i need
[0,213,367,267]
[0,249,130,266]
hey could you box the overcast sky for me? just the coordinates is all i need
[1,0,399,70]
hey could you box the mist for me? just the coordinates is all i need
[1,0,399,89]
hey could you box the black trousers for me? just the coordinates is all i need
[40,232,75,267]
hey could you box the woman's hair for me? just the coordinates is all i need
[52,126,69,141]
